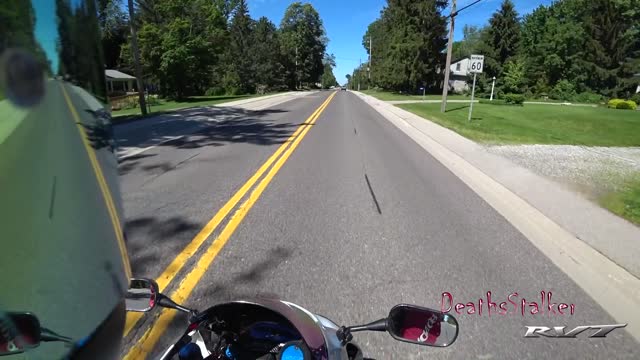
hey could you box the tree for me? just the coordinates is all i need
[121,0,226,99]
[520,0,639,98]
[579,0,640,97]
[98,0,128,69]
[226,0,255,94]
[365,0,448,92]
[486,0,520,75]
[253,17,286,92]
[502,59,526,94]
[321,63,337,89]
[452,25,482,60]
[279,2,326,89]
[127,0,147,114]
[0,0,51,73]
[362,15,388,87]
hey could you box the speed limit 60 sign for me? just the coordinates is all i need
[469,54,484,74]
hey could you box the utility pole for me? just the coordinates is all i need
[295,45,298,90]
[369,37,372,81]
[358,58,361,91]
[441,0,456,113]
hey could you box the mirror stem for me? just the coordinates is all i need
[158,294,196,315]
[41,328,72,343]
[337,318,387,346]
[348,318,387,333]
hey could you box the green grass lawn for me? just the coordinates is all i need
[600,177,640,226]
[362,89,468,101]
[111,94,267,121]
[398,103,640,146]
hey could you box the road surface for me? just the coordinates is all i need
[119,90,638,359]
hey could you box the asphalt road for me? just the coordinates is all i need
[119,91,638,359]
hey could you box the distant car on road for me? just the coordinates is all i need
[340,86,347,91]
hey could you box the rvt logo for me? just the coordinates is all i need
[524,324,627,338]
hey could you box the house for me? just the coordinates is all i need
[105,69,136,95]
[448,58,470,93]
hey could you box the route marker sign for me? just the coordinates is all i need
[469,54,484,74]
[468,54,484,122]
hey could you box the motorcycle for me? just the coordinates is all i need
[124,278,459,360]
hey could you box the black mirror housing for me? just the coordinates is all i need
[0,312,42,355]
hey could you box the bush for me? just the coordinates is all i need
[479,99,519,106]
[608,99,637,110]
[550,80,576,101]
[608,98,625,108]
[617,100,637,110]
[574,92,603,104]
[205,87,225,96]
[503,93,525,105]
[631,93,640,105]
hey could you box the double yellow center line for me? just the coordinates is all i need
[124,91,337,359]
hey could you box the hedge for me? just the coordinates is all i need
[608,98,637,110]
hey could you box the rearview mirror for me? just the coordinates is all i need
[0,312,42,355]
[387,304,458,347]
[126,278,159,312]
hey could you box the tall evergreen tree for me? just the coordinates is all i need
[227,0,255,94]
[486,0,520,75]
[374,0,448,92]
[253,17,285,92]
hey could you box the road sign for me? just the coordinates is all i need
[469,54,484,74]
[467,54,483,122]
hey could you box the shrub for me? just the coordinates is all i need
[205,87,225,96]
[503,93,525,105]
[608,99,637,110]
[631,93,640,105]
[479,99,517,106]
[480,99,506,105]
[608,98,624,108]
[616,100,637,110]
[574,92,603,104]
[549,80,576,101]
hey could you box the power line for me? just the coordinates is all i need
[448,0,484,17]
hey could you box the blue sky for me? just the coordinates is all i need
[33,0,59,74]
[248,0,554,83]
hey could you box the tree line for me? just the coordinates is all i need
[356,0,449,92]
[101,0,337,99]
[357,0,639,101]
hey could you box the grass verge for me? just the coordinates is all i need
[361,89,467,101]
[600,177,640,226]
[111,94,270,122]
[398,103,640,146]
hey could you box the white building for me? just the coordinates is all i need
[105,69,136,94]
[448,58,470,94]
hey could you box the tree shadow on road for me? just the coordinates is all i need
[115,106,292,150]
[124,215,200,276]
[115,106,297,175]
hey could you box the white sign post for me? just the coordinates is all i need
[468,54,484,122]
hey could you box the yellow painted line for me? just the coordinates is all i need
[124,92,337,359]
[123,92,336,337]
[60,84,132,279]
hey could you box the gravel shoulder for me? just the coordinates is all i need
[485,144,640,200]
